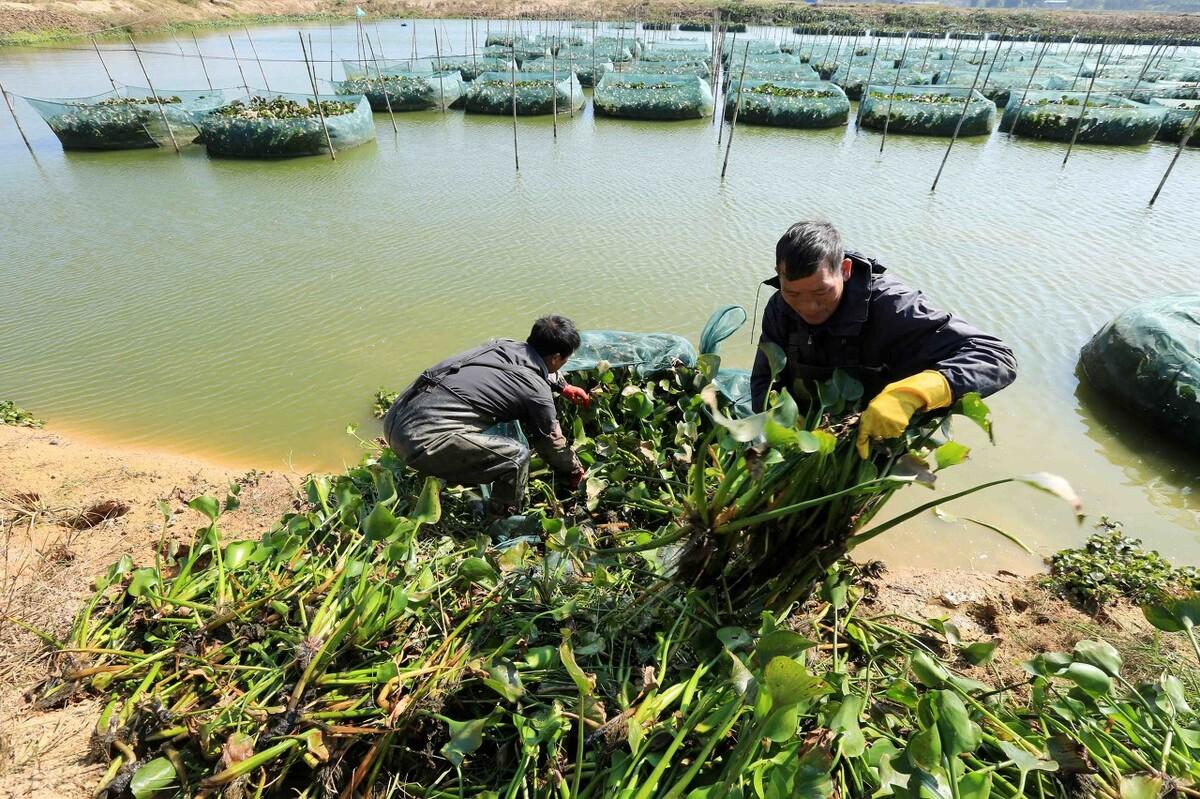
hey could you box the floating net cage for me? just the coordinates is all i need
[593,73,715,120]
[634,60,714,79]
[334,71,464,111]
[1128,81,1200,103]
[999,91,1166,145]
[726,79,850,128]
[482,41,551,65]
[464,71,584,115]
[938,71,1059,107]
[859,85,996,136]
[566,331,696,376]
[342,58,433,78]
[195,92,375,158]
[1151,98,1200,144]
[832,65,935,100]
[524,55,614,87]
[722,39,782,62]
[24,85,230,150]
[431,56,519,82]
[641,44,712,65]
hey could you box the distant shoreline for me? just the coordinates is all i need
[2,1,1200,48]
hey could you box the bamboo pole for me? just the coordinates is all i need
[90,37,120,94]
[1127,41,1163,101]
[299,33,336,161]
[878,34,911,153]
[375,21,387,59]
[551,48,558,138]
[855,39,881,130]
[244,28,271,92]
[1149,105,1200,206]
[128,36,180,153]
[944,35,963,84]
[191,33,214,91]
[720,43,750,180]
[364,32,397,133]
[717,32,737,145]
[433,29,447,114]
[931,34,1001,192]
[1063,41,1106,167]
[227,36,251,95]
[0,81,35,156]
[510,42,519,172]
[1009,39,1049,137]
[330,22,335,83]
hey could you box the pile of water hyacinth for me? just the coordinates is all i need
[34,347,1200,799]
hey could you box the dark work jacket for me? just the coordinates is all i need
[750,253,1017,412]
[389,339,580,474]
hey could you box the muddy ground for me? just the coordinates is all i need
[0,422,1186,798]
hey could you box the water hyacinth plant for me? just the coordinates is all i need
[196,93,376,158]
[36,352,1100,798]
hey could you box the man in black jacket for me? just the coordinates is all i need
[384,316,590,516]
[750,221,1017,457]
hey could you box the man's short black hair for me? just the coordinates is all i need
[775,221,844,280]
[528,315,581,359]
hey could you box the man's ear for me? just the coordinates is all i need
[841,258,853,279]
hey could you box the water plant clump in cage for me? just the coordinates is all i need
[196,92,376,158]
[335,71,464,111]
[1151,97,1200,144]
[859,85,997,136]
[1000,90,1167,144]
[463,71,585,115]
[593,72,715,120]
[23,86,229,150]
[831,65,935,100]
[725,79,851,128]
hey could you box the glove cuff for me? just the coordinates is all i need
[892,370,952,411]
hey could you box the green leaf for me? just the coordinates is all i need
[884,679,920,709]
[1022,651,1073,677]
[934,441,971,470]
[459,557,498,586]
[727,650,756,698]
[1120,776,1163,799]
[1072,639,1123,677]
[1142,594,1200,633]
[441,715,490,767]
[906,726,941,772]
[755,630,818,665]
[522,646,557,670]
[702,384,768,442]
[760,341,787,382]
[910,651,948,688]
[413,477,442,526]
[187,495,220,522]
[223,541,256,571]
[998,741,1059,778]
[954,393,993,442]
[830,696,866,757]
[1062,662,1112,695]
[129,757,176,798]
[697,353,722,381]
[933,690,981,757]
[763,656,829,709]
[793,740,835,798]
[127,567,159,598]
[958,771,992,799]
[559,634,596,696]
[363,502,399,541]
[718,627,753,652]
[960,640,998,666]
[483,658,525,702]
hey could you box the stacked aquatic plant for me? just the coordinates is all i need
[593,73,715,120]
[213,96,358,120]
[464,72,584,115]
[196,94,375,158]
[40,354,1100,798]
[725,80,850,128]
[335,73,464,112]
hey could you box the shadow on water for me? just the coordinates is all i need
[1074,374,1200,528]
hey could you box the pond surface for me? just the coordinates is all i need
[1,20,1197,571]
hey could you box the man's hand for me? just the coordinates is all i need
[855,371,952,459]
[568,468,586,491]
[562,385,591,409]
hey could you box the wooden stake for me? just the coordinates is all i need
[330,22,335,84]
[855,39,881,130]
[0,80,35,156]
[1149,104,1199,206]
[245,28,271,92]
[720,43,750,180]
[90,37,120,94]
[943,35,963,84]
[365,32,398,133]
[551,47,558,138]
[227,36,251,95]
[299,33,336,161]
[128,36,180,153]
[433,29,447,114]
[1063,42,1105,167]
[717,32,737,145]
[191,33,213,91]
[878,34,911,154]
[1009,39,1049,137]
[510,43,519,172]
[931,34,1001,192]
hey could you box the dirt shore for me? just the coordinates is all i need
[2,0,1199,44]
[0,421,1183,799]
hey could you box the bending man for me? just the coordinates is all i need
[384,316,590,517]
[750,221,1017,457]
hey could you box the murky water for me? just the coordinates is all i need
[1,20,1197,571]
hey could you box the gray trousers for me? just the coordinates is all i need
[383,383,530,511]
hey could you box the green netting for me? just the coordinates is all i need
[565,331,697,376]
[523,55,613,88]
[722,39,781,61]
[1078,294,1200,449]
[592,36,639,60]
[433,57,518,82]
[1129,81,1200,103]
[731,63,820,84]
[634,60,713,78]
[334,71,463,111]
[593,73,714,120]
[832,66,935,100]
[938,72,1057,107]
[1044,74,1142,94]
[24,85,229,150]
[1151,98,1200,144]
[1000,91,1166,145]
[196,92,375,158]
[726,79,850,128]
[342,58,433,78]
[464,71,584,115]
[859,85,995,136]
[698,305,747,355]
[482,41,550,64]
[641,44,712,65]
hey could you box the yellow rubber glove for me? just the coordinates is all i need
[855,371,953,459]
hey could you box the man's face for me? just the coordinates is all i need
[777,258,853,326]
[544,353,569,374]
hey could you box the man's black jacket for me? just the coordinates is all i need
[750,252,1017,412]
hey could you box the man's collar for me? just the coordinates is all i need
[521,341,551,378]
[762,252,881,334]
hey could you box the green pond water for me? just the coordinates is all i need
[1,21,1198,572]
